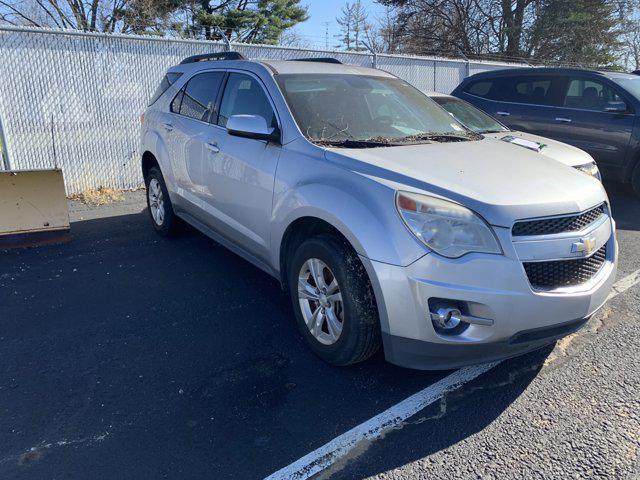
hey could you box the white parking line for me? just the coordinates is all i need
[607,269,640,301]
[264,362,498,480]
[265,269,640,480]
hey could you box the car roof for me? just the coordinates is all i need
[464,67,637,81]
[259,60,394,77]
[167,55,395,78]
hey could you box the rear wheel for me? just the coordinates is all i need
[145,167,178,236]
[288,234,381,366]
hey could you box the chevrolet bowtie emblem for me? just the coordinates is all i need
[571,236,597,256]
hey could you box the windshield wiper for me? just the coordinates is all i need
[395,132,479,143]
[312,138,402,148]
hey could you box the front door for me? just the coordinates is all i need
[551,75,634,171]
[200,72,282,263]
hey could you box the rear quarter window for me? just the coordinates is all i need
[148,72,183,106]
[463,80,501,100]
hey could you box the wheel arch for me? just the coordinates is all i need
[141,151,159,182]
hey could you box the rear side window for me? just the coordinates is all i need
[174,71,225,122]
[217,73,276,128]
[502,76,555,105]
[149,72,183,106]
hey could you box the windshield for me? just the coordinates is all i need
[432,96,508,134]
[275,74,475,146]
[610,75,640,100]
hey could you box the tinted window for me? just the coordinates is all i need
[178,71,225,122]
[563,77,626,111]
[503,76,554,105]
[433,96,507,134]
[464,80,498,99]
[218,74,276,128]
[149,72,182,106]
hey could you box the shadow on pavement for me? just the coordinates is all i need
[329,346,550,479]
[0,210,542,480]
[605,181,640,232]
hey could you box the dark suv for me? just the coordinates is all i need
[452,68,640,195]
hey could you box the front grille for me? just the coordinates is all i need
[513,204,605,237]
[523,245,608,290]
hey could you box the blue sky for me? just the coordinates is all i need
[292,0,385,49]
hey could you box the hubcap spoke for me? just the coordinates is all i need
[327,292,342,303]
[298,278,319,300]
[308,258,326,289]
[326,278,339,294]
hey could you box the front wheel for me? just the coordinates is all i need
[288,234,381,366]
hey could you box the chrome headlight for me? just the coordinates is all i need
[574,162,601,181]
[396,192,502,258]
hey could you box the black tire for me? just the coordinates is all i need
[288,234,381,366]
[145,166,178,236]
[632,162,640,198]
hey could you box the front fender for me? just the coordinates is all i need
[271,180,427,272]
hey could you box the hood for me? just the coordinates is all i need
[324,137,606,228]
[483,131,594,167]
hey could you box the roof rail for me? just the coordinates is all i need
[291,57,343,64]
[180,52,246,65]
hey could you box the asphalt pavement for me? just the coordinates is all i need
[0,182,638,479]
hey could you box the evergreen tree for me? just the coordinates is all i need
[530,0,620,65]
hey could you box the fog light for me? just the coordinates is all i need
[431,307,463,330]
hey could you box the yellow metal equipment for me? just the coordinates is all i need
[0,169,70,248]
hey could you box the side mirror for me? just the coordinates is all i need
[604,101,627,113]
[226,114,280,142]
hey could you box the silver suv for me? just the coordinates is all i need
[140,53,617,370]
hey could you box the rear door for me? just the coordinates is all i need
[551,75,634,170]
[490,74,565,140]
[166,71,225,217]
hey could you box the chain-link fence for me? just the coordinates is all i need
[0,26,525,194]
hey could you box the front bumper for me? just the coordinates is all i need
[363,224,617,370]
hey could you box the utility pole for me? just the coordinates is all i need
[323,22,330,50]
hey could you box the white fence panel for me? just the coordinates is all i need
[0,26,524,193]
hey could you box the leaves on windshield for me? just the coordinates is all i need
[311,131,481,148]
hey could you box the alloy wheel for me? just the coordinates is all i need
[298,258,344,345]
[148,178,165,226]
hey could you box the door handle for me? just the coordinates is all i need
[555,117,572,123]
[205,142,220,154]
[496,111,510,116]
[162,123,174,131]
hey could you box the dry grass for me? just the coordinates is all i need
[68,187,125,205]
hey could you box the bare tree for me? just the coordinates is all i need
[0,0,176,33]
[335,0,369,50]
